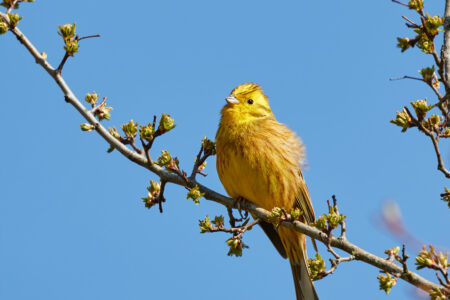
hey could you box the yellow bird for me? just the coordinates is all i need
[216,83,318,300]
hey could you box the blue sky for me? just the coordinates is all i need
[1,1,449,299]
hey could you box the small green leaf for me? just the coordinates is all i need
[121,120,138,138]
[211,215,224,227]
[7,13,22,27]
[186,185,204,205]
[441,187,450,208]
[202,137,216,155]
[0,20,8,35]
[139,123,155,142]
[199,215,212,233]
[308,253,326,281]
[377,273,397,294]
[85,92,99,105]
[410,98,431,120]
[156,150,172,168]
[226,237,248,257]
[390,109,412,132]
[80,123,94,132]
[158,113,176,133]
[58,23,76,42]
[397,37,411,52]
[267,207,283,224]
[408,0,423,12]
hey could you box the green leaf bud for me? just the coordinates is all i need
[429,287,445,300]
[108,127,121,139]
[414,29,434,54]
[377,273,397,294]
[58,23,76,42]
[408,0,423,12]
[437,252,448,269]
[410,99,432,120]
[0,0,19,9]
[202,136,217,155]
[199,215,212,233]
[139,123,155,142]
[0,20,8,35]
[107,145,115,153]
[397,37,411,52]
[313,215,327,231]
[186,184,204,205]
[441,187,450,208]
[156,150,172,167]
[7,13,22,27]
[267,207,283,223]
[64,39,79,56]
[419,67,435,84]
[80,123,95,132]
[85,92,99,105]
[441,128,450,138]
[425,14,444,36]
[390,109,412,132]
[326,206,346,230]
[226,237,248,257]
[384,246,401,257]
[415,246,434,269]
[198,161,207,171]
[121,120,138,138]
[148,180,161,196]
[158,113,176,133]
[290,207,303,219]
[308,253,326,281]
[212,215,225,227]
[429,114,443,126]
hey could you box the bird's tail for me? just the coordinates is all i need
[290,257,319,300]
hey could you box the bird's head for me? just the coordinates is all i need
[221,83,274,121]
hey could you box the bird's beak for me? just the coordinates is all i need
[225,95,239,104]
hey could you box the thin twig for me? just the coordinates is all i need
[428,132,450,177]
[158,181,166,213]
[78,34,100,41]
[332,195,347,240]
[190,144,203,179]
[56,53,70,74]
[129,139,143,154]
[391,0,409,7]
[6,0,19,14]
[389,75,424,82]
[400,244,410,275]
[402,15,419,28]
[404,106,450,178]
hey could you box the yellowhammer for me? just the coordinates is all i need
[216,83,318,300]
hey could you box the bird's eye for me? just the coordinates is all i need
[247,99,254,104]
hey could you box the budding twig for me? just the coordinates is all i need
[332,195,347,240]
[56,34,100,74]
[158,181,166,213]
[6,0,19,14]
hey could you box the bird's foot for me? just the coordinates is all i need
[234,196,247,219]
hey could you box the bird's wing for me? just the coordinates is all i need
[258,219,287,258]
[295,169,316,224]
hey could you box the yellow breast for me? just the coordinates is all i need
[216,117,304,211]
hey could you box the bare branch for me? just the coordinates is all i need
[442,0,450,88]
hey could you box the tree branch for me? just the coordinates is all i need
[443,0,450,88]
[1,11,447,296]
[404,106,450,178]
